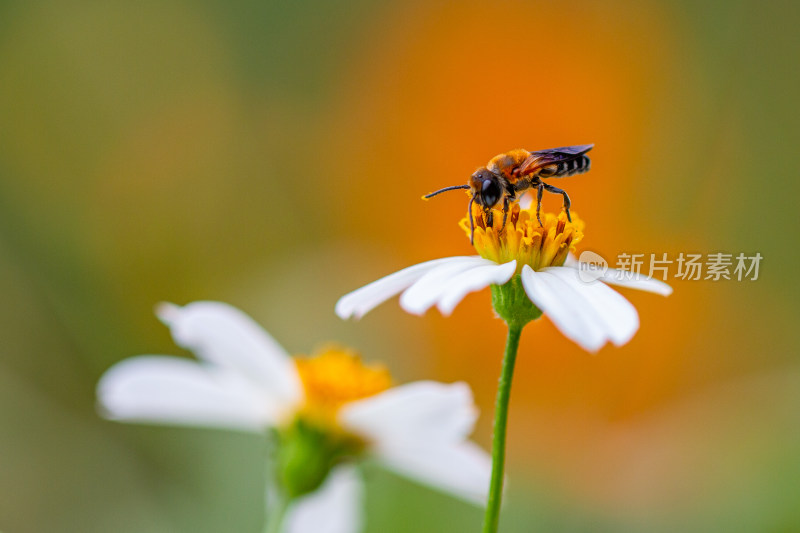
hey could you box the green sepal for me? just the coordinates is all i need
[273,417,364,499]
[490,274,542,328]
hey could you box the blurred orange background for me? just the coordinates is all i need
[0,0,798,531]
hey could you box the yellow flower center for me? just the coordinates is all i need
[275,347,390,499]
[460,202,584,273]
[294,346,392,427]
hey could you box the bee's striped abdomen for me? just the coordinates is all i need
[551,155,591,178]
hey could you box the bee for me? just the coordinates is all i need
[424,144,593,244]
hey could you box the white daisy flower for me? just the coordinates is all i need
[97,301,490,533]
[336,205,672,352]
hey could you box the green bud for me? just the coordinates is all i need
[490,274,542,328]
[274,417,364,499]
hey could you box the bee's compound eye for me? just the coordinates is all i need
[480,178,501,207]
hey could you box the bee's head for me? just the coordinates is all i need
[470,168,503,208]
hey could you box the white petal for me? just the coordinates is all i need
[563,253,581,268]
[564,255,672,296]
[96,356,274,431]
[518,191,533,209]
[399,257,497,315]
[374,441,491,505]
[340,382,490,504]
[283,466,363,533]
[340,381,478,444]
[436,261,517,316]
[598,268,673,296]
[335,257,461,319]
[157,301,302,407]
[544,267,639,346]
[520,265,608,352]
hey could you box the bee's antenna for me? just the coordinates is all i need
[468,196,475,245]
[422,184,470,200]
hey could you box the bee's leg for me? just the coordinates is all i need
[502,197,510,228]
[543,183,572,222]
[486,209,494,228]
[536,183,544,226]
[468,196,476,245]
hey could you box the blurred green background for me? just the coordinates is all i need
[1,0,799,531]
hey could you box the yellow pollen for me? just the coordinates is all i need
[459,202,585,273]
[294,346,392,425]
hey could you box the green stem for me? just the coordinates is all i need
[482,322,523,533]
[264,487,290,533]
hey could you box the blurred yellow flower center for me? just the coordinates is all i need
[294,346,392,425]
[460,203,584,273]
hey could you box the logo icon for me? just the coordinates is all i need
[577,250,608,283]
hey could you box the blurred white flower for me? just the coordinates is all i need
[336,207,672,352]
[97,301,489,533]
